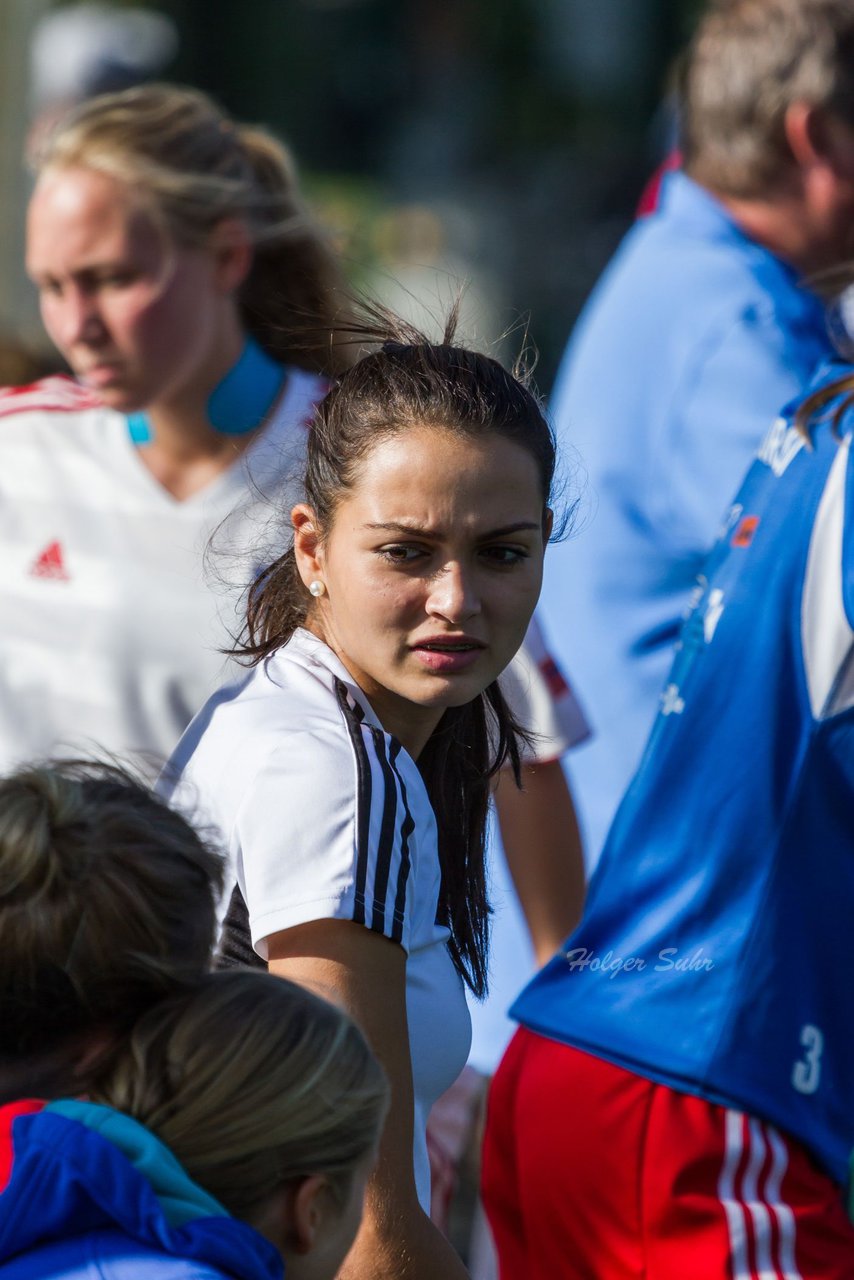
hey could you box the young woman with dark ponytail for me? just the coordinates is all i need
[162,308,558,1278]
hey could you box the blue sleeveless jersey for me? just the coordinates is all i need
[514,358,854,1185]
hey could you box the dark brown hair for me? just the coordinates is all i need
[0,760,223,1060]
[794,368,854,440]
[681,0,854,199]
[233,305,557,997]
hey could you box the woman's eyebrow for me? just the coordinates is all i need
[364,520,541,538]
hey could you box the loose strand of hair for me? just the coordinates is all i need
[416,680,533,998]
[794,372,854,442]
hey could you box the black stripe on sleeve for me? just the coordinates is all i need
[216,884,267,971]
[335,678,372,926]
[388,739,414,944]
[368,727,400,933]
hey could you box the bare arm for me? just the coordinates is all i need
[493,758,586,967]
[267,919,469,1280]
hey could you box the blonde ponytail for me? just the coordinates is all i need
[236,125,352,374]
[93,970,388,1219]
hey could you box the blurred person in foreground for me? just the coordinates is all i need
[0,970,388,1280]
[484,334,854,1275]
[541,0,854,861]
[0,83,344,775]
[0,760,222,1106]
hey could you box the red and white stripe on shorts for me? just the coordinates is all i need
[482,1029,854,1280]
[718,1110,801,1280]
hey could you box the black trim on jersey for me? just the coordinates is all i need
[335,678,372,926]
[334,677,416,942]
[370,726,399,933]
[388,739,414,944]
[216,884,266,972]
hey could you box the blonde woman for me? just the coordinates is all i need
[0,970,388,1280]
[0,83,346,774]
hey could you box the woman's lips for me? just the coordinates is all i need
[411,642,484,673]
[79,363,123,388]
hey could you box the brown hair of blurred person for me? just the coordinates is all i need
[34,83,350,375]
[0,760,223,1102]
[680,0,854,273]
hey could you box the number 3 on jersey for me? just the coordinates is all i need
[791,1024,824,1094]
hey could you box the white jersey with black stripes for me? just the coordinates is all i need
[160,626,472,1212]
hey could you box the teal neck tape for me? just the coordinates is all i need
[207,337,286,434]
[126,412,151,444]
[125,338,286,445]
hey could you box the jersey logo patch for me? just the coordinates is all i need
[757,414,805,477]
[29,540,70,581]
[731,515,760,548]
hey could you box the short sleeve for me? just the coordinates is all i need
[661,308,827,552]
[500,615,591,763]
[233,723,416,957]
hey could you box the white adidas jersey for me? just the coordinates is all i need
[162,626,473,1212]
[0,372,326,774]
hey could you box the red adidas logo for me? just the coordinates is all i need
[29,541,70,581]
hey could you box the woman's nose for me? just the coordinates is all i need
[60,287,105,347]
[426,562,482,623]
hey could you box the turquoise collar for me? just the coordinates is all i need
[126,338,286,445]
[46,1099,228,1227]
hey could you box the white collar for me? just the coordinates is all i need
[283,628,385,731]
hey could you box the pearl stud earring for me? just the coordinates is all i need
[309,580,326,598]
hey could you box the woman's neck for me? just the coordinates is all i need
[139,335,285,500]
[302,623,442,760]
[139,405,254,500]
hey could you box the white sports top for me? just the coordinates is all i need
[161,627,472,1211]
[0,371,325,773]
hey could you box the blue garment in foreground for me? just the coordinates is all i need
[542,171,832,863]
[0,1100,282,1280]
[515,358,854,1185]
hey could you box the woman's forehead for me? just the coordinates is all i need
[340,427,544,524]
[27,167,165,272]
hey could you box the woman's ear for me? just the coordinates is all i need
[291,504,324,590]
[543,507,555,542]
[288,1174,331,1253]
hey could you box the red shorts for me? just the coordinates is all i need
[482,1028,854,1280]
